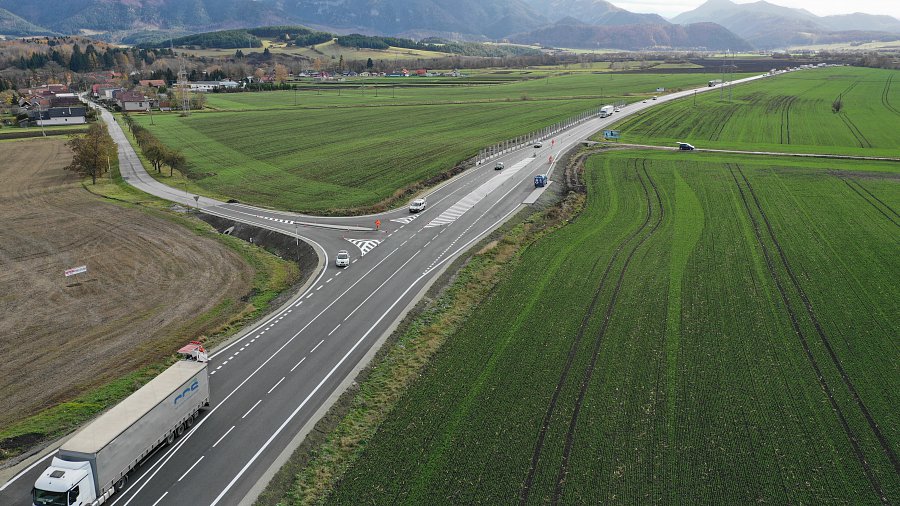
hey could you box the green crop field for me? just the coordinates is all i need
[326,150,899,504]
[133,72,743,213]
[610,67,900,157]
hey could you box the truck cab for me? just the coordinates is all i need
[33,458,97,506]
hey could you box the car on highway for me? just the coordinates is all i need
[614,107,621,112]
[409,198,427,213]
[642,100,647,103]
[494,162,504,170]
[652,96,658,100]
[678,142,695,151]
[335,250,350,267]
[534,141,543,148]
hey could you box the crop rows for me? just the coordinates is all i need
[610,67,900,156]
[326,151,899,504]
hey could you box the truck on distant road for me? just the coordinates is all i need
[599,105,615,117]
[32,360,209,506]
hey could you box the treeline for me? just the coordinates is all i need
[122,114,187,178]
[138,26,332,50]
[335,34,541,57]
[9,44,174,72]
[246,26,332,46]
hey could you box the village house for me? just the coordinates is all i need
[30,106,87,126]
[117,91,150,112]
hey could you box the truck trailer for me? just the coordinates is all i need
[32,360,209,506]
[599,105,615,117]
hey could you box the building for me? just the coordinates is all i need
[117,91,150,112]
[139,79,167,88]
[188,80,240,92]
[31,106,87,126]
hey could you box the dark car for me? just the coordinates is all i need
[678,142,695,151]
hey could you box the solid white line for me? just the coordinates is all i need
[150,492,167,506]
[345,250,421,322]
[177,456,204,482]
[0,451,54,491]
[290,357,306,372]
[328,324,341,336]
[310,339,325,353]
[212,426,235,448]
[242,400,262,419]
[268,377,286,394]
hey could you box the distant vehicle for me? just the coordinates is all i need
[708,79,723,87]
[534,174,548,187]
[494,161,504,170]
[409,198,427,213]
[600,105,615,117]
[642,100,647,103]
[335,250,350,267]
[534,141,543,148]
[33,360,209,506]
[678,142,695,151]
[614,107,621,112]
[652,96,657,100]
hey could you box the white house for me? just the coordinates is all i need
[33,107,87,126]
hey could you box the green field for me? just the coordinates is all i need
[326,150,899,504]
[133,72,741,213]
[610,67,900,157]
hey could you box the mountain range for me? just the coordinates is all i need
[0,0,898,50]
[673,0,900,48]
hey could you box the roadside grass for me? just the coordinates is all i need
[131,72,743,214]
[0,152,300,464]
[255,175,586,506]
[320,149,899,504]
[607,67,900,157]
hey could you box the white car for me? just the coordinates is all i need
[494,162,504,170]
[409,198,426,213]
[534,142,543,148]
[335,250,350,267]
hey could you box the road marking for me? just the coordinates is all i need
[387,233,394,238]
[316,285,323,291]
[150,492,168,506]
[328,324,341,336]
[334,272,341,277]
[352,258,358,264]
[391,214,419,224]
[216,366,222,370]
[294,300,303,307]
[326,277,333,284]
[268,377,286,394]
[305,293,313,299]
[212,426,235,448]
[345,238,382,256]
[401,240,408,246]
[291,357,306,372]
[344,250,422,322]
[425,159,530,228]
[177,456,204,482]
[424,241,431,248]
[242,400,262,419]
[311,339,325,353]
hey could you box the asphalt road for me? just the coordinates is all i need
[2,73,770,506]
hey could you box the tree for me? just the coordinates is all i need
[165,149,187,177]
[65,123,115,184]
[274,63,289,84]
[235,49,244,59]
[366,57,374,69]
[832,94,843,113]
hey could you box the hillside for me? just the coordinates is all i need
[673,0,900,48]
[0,7,53,36]
[511,20,751,50]
[523,0,668,26]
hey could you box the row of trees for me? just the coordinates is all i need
[122,114,187,177]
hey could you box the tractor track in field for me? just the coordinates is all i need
[731,165,895,503]
[881,75,900,116]
[779,96,796,145]
[518,160,654,505]
[710,103,738,142]
[838,177,899,227]
[838,113,873,149]
[551,161,665,504]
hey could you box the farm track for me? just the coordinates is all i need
[780,96,797,145]
[838,177,900,227]
[518,160,653,505]
[838,113,873,149]
[552,161,665,504]
[881,75,900,116]
[732,165,898,501]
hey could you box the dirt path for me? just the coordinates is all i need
[0,138,255,429]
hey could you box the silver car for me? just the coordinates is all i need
[335,250,350,267]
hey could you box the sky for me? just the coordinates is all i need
[615,0,900,19]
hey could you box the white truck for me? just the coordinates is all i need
[32,360,209,506]
[599,105,615,117]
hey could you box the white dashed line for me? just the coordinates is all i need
[212,426,235,448]
[316,285,323,291]
[242,400,262,419]
[178,456,204,482]
[151,492,168,506]
[326,277,333,284]
[310,339,325,353]
[290,357,306,372]
[267,377,286,394]
[328,324,341,336]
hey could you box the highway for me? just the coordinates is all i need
[1,73,769,505]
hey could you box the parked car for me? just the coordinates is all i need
[335,250,350,267]
[409,198,427,213]
[494,162,504,170]
[678,142,695,151]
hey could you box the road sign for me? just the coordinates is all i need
[65,265,87,277]
[603,130,620,139]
